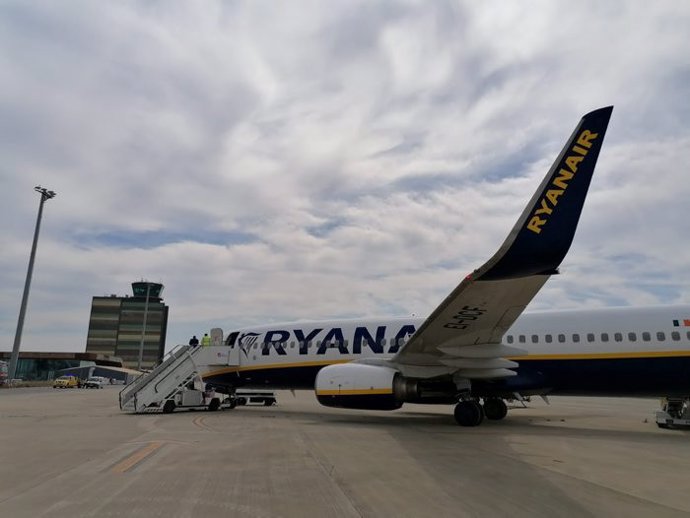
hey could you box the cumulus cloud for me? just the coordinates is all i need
[1,0,689,352]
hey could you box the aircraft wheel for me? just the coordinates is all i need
[483,399,508,420]
[454,400,484,426]
[163,400,176,414]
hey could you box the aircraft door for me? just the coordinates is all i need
[225,331,241,366]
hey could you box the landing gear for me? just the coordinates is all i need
[483,398,508,420]
[453,398,509,426]
[454,400,484,426]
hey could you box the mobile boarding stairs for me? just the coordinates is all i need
[119,345,238,414]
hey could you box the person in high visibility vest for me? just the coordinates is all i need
[201,333,211,347]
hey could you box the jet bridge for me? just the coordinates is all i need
[119,345,238,413]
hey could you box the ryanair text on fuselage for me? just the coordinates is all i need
[238,324,418,356]
[526,128,600,234]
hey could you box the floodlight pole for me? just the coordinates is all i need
[137,282,151,371]
[9,186,56,382]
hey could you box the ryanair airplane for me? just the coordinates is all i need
[201,107,690,426]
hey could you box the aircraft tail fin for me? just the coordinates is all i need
[478,106,613,281]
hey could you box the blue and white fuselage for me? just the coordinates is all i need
[203,305,690,397]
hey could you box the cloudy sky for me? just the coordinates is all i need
[1,1,689,353]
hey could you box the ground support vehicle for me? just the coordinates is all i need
[235,390,277,406]
[656,398,690,429]
[83,376,108,389]
[119,345,239,414]
[157,386,237,414]
[53,376,80,389]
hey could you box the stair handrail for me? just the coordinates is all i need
[119,344,191,407]
[153,346,201,395]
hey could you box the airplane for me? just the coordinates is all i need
[200,106,690,426]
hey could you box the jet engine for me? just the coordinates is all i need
[315,363,457,410]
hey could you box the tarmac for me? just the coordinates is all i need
[1,386,689,517]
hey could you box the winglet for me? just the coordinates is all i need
[477,106,613,280]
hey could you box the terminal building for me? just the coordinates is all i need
[85,282,169,370]
[0,351,133,383]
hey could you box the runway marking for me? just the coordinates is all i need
[112,441,164,473]
[192,415,213,431]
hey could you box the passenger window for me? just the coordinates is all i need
[531,335,539,343]
[601,333,609,342]
[628,332,637,342]
[687,331,690,340]
[572,334,580,343]
[587,333,595,342]
[614,333,622,342]
[519,335,526,343]
[545,334,553,343]
[657,332,666,341]
[642,332,651,341]
[506,335,514,344]
[672,331,680,341]
[558,334,565,343]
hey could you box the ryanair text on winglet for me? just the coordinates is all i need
[526,129,599,234]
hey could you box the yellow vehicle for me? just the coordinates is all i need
[53,375,80,389]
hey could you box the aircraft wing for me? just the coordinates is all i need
[391,107,613,378]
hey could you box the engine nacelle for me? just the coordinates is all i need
[315,363,459,410]
[315,363,402,410]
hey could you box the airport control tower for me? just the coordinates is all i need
[86,282,169,370]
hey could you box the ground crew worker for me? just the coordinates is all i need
[189,335,199,347]
[201,333,211,347]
